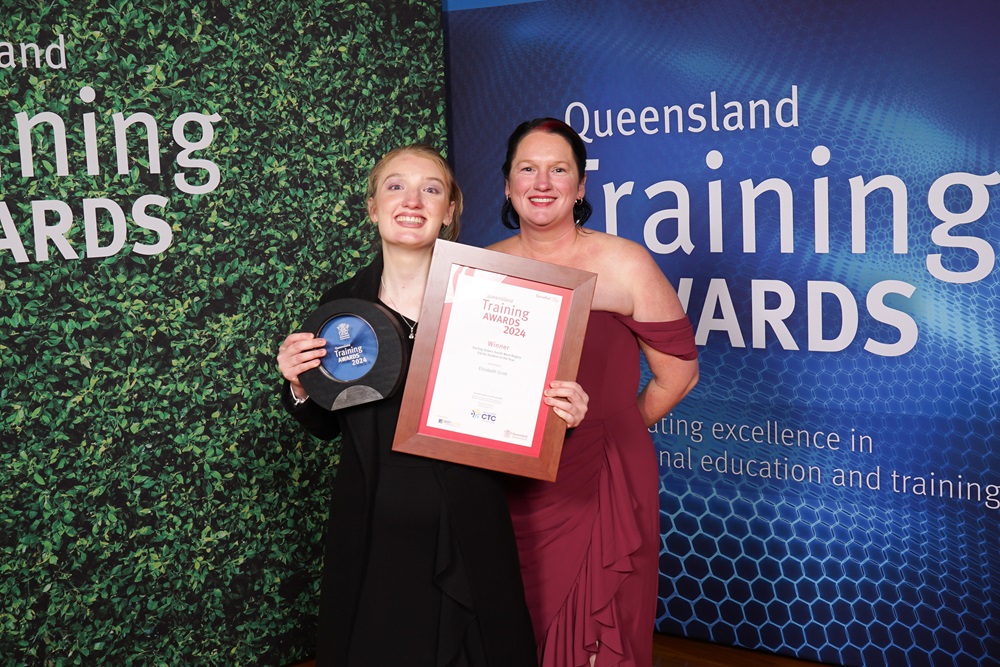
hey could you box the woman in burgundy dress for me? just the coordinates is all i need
[491,119,700,667]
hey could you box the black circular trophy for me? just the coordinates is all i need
[298,298,409,410]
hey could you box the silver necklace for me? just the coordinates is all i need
[380,277,417,339]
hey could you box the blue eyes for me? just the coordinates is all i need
[385,184,442,194]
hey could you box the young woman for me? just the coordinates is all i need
[277,144,587,666]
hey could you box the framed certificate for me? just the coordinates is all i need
[392,239,597,481]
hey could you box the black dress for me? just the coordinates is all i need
[283,253,537,666]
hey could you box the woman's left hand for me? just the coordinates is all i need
[544,380,589,428]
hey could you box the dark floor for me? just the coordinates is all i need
[288,632,829,667]
[650,632,827,666]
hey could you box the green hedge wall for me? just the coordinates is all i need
[0,1,446,664]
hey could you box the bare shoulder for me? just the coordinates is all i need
[585,231,663,277]
[584,232,684,320]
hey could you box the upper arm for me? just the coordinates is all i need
[609,240,699,418]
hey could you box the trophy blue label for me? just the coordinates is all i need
[300,298,407,411]
[320,315,379,382]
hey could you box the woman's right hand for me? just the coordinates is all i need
[277,332,327,401]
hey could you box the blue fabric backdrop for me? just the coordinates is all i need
[443,1,1000,665]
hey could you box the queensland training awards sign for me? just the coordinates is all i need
[444,1,1000,664]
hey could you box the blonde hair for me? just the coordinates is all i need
[367,144,463,242]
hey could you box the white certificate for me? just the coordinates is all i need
[425,266,564,447]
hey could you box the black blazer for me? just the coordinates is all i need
[282,252,536,666]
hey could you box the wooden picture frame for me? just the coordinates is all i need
[392,239,596,481]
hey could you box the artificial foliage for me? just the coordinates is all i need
[0,0,447,664]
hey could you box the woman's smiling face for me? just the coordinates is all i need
[368,152,455,249]
[505,130,586,230]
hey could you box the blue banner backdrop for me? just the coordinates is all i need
[443,1,1000,665]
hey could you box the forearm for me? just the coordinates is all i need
[636,361,699,427]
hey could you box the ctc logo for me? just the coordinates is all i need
[470,409,497,422]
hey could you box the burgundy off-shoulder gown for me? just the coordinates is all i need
[506,311,698,667]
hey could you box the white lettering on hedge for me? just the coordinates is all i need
[0,85,223,262]
[173,113,223,195]
[0,195,171,263]
[0,34,67,70]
